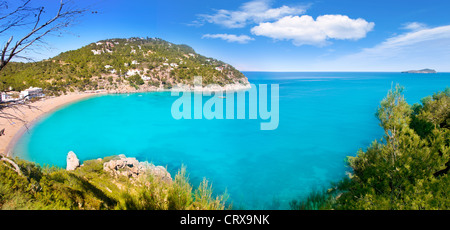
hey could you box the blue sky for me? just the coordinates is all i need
[12,0,450,71]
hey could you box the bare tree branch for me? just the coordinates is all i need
[0,0,87,71]
[0,100,41,125]
[0,156,24,176]
[0,0,37,35]
[0,0,32,21]
[0,0,87,124]
[0,36,12,63]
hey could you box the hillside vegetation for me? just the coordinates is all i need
[0,155,228,210]
[0,37,248,95]
[291,86,450,210]
[1,85,449,210]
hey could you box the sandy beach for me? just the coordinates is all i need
[0,83,251,157]
[0,93,100,156]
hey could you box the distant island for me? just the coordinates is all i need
[401,69,437,74]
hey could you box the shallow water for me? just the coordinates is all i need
[13,72,450,209]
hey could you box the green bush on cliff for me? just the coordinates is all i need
[291,86,450,210]
[0,156,228,210]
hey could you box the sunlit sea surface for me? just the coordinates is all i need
[13,72,450,209]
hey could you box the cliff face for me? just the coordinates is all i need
[102,154,172,183]
[0,37,249,94]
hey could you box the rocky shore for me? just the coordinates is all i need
[106,81,252,94]
[66,152,172,183]
[170,82,252,92]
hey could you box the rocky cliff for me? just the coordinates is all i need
[66,152,172,183]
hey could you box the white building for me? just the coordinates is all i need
[126,69,142,77]
[105,41,114,47]
[19,87,44,100]
[91,50,102,55]
[131,60,139,65]
[1,92,14,102]
[1,92,7,102]
[141,76,151,81]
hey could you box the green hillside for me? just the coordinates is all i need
[0,37,248,95]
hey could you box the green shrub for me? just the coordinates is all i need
[299,86,450,210]
[0,156,228,210]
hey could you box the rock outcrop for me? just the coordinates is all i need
[66,151,80,171]
[103,154,172,183]
[65,152,172,183]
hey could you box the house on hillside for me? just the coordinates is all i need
[106,41,114,47]
[0,92,17,103]
[91,50,102,55]
[19,87,44,100]
[141,75,151,81]
[126,69,142,77]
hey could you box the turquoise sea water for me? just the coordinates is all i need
[13,72,450,209]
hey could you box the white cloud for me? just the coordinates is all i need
[322,25,450,71]
[251,15,375,46]
[202,34,255,44]
[355,25,450,58]
[197,0,307,28]
[402,22,428,31]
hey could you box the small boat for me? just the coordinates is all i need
[218,96,226,99]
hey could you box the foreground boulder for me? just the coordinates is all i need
[66,151,80,171]
[103,154,172,183]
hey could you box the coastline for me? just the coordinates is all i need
[0,92,103,157]
[0,82,251,157]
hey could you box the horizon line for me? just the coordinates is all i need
[239,70,450,73]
